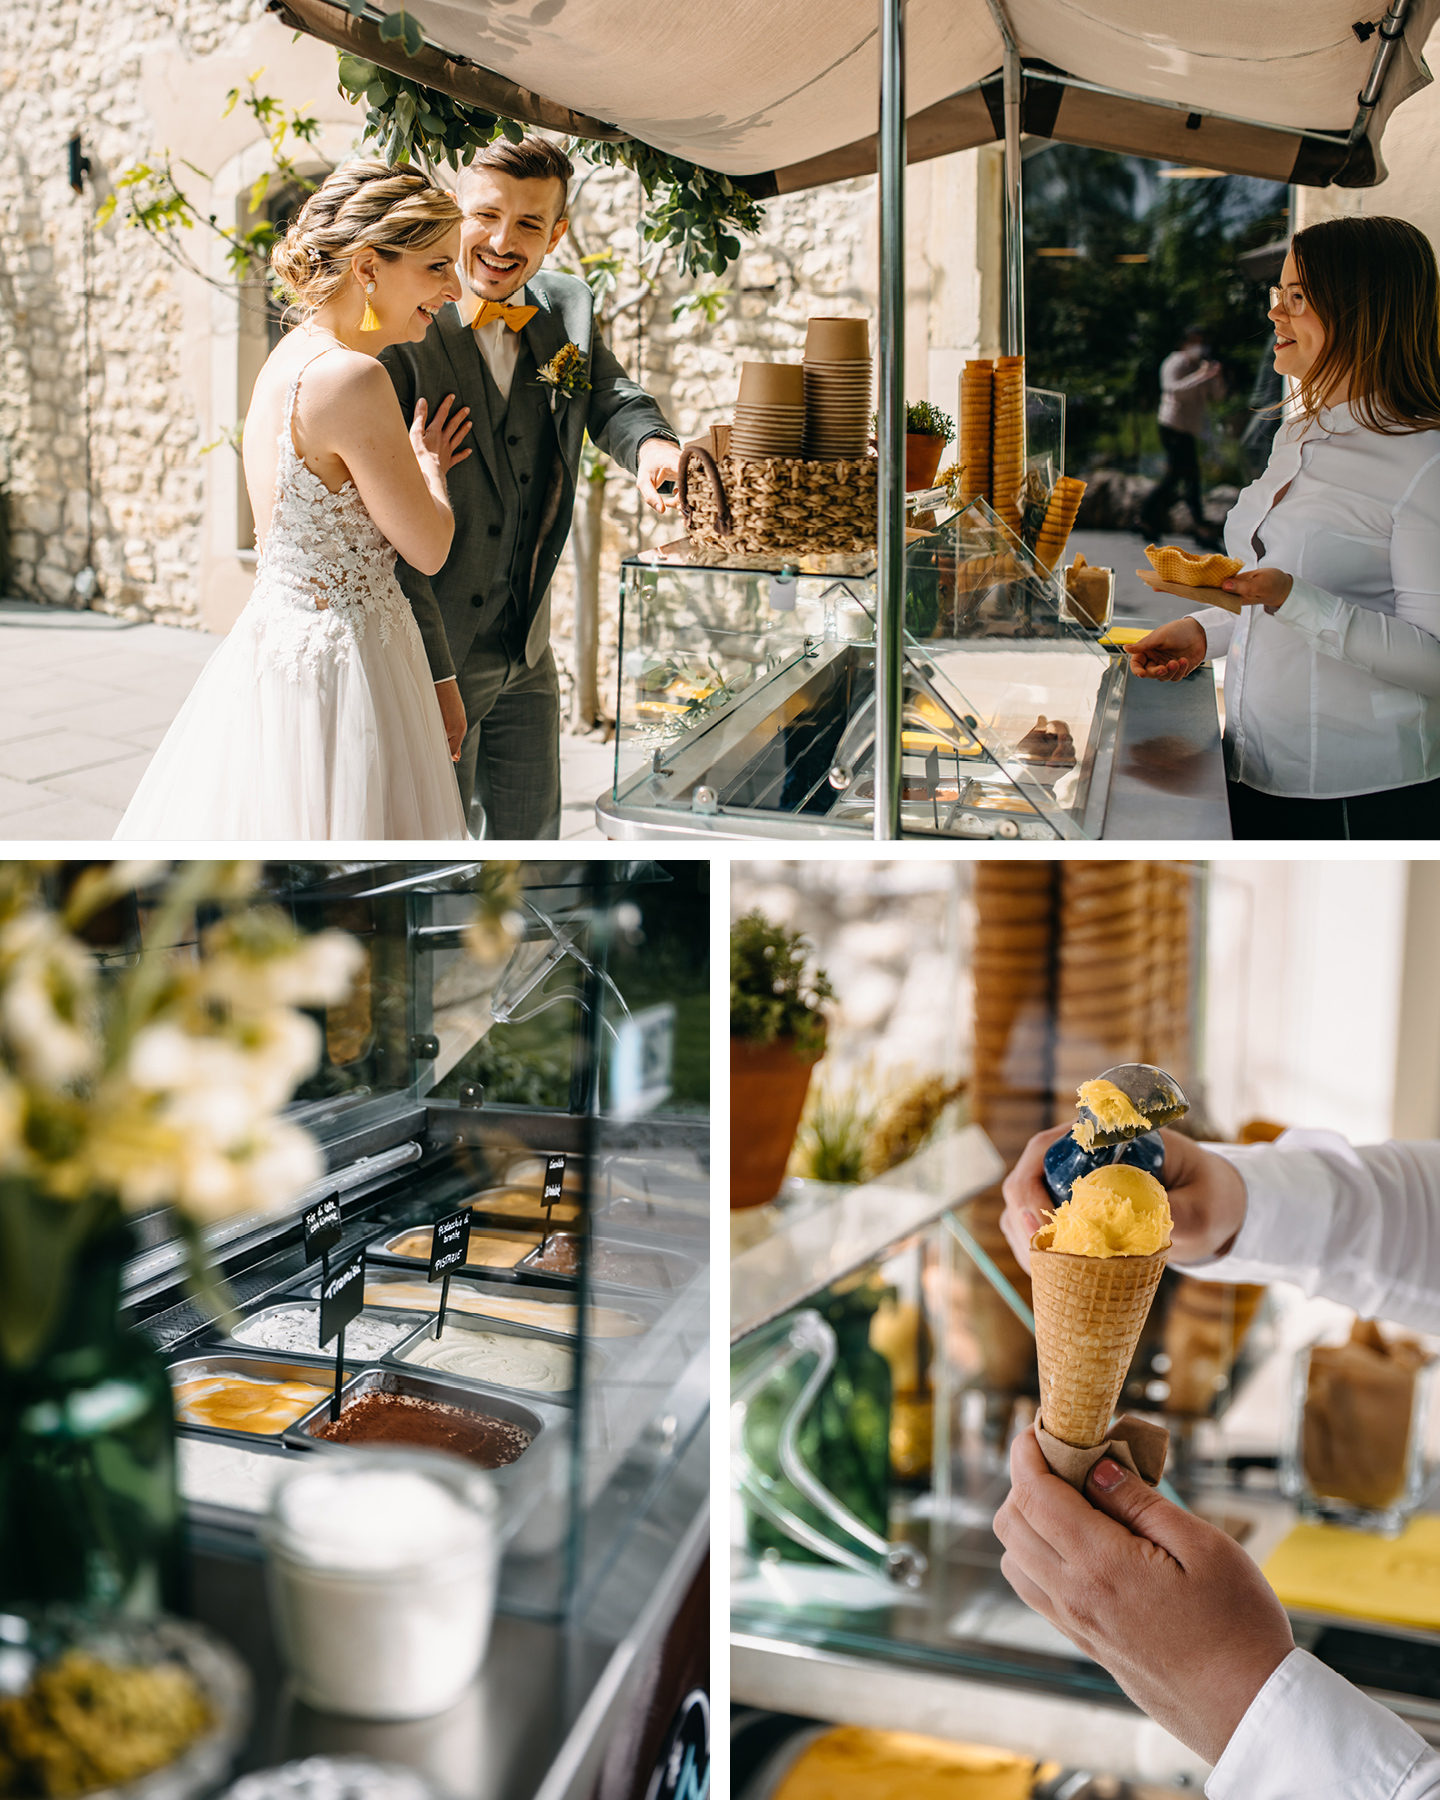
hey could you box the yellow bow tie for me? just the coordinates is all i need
[473,299,538,332]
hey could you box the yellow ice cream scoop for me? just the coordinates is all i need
[1043,1163,1172,1259]
[1072,1078,1150,1150]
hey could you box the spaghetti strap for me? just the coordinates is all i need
[278,342,342,463]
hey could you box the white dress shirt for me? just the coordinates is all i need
[1181,1129,1440,1799]
[471,313,522,403]
[1191,402,1440,798]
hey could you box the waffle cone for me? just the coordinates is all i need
[1029,1225,1169,1447]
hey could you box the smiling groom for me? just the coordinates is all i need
[381,136,681,839]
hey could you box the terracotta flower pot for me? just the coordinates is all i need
[730,1035,824,1209]
[905,433,947,492]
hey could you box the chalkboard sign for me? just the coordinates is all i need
[542,1155,567,1206]
[303,1194,343,1263]
[318,1244,365,1348]
[428,1209,472,1282]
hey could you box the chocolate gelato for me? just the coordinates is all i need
[312,1391,532,1469]
[523,1235,668,1287]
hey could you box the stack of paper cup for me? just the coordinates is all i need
[730,362,805,460]
[802,317,872,460]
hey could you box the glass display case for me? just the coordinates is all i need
[103,860,708,1792]
[729,1130,1440,1788]
[601,500,1127,842]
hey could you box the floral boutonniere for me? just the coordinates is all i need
[536,342,592,398]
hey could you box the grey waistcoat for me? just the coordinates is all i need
[474,337,559,636]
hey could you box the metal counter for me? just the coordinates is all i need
[595,651,1228,841]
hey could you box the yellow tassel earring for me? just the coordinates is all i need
[359,281,380,332]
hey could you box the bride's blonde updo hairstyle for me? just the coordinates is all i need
[271,159,461,313]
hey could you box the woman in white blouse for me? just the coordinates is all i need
[1129,215,1440,838]
[997,1126,1440,1798]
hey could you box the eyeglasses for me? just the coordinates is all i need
[1268,285,1308,317]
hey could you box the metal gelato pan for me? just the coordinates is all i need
[368,1224,542,1279]
[168,1352,361,1446]
[384,1312,606,1404]
[214,1300,417,1366]
[515,1231,701,1295]
[286,1268,663,1341]
[283,1367,564,1488]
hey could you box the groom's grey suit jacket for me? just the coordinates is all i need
[381,270,676,681]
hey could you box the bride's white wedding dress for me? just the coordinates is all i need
[115,348,467,840]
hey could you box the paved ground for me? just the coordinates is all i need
[0,524,1212,842]
[0,601,636,841]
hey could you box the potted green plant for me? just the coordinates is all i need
[730,911,833,1209]
[903,400,955,492]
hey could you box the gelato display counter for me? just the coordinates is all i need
[598,498,1230,844]
[115,860,710,1800]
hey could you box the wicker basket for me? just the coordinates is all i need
[678,444,878,557]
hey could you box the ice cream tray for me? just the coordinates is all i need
[293,1267,668,1341]
[366,1222,700,1299]
[167,1352,368,1449]
[281,1366,568,1495]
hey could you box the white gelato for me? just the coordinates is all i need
[399,1329,573,1393]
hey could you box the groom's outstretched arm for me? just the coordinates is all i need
[380,344,457,685]
[586,330,678,476]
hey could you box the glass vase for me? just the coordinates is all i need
[0,1222,185,1613]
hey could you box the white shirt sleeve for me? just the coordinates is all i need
[1178,1129,1440,1333]
[1190,605,1237,662]
[1207,1649,1440,1800]
[1266,451,1440,697]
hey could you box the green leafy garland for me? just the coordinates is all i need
[335,51,765,277]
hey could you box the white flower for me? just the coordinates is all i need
[201,930,364,1013]
[0,914,97,1088]
[129,1010,322,1136]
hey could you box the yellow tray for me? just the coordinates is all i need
[1263,1516,1440,1632]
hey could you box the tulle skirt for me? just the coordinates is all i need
[114,592,467,841]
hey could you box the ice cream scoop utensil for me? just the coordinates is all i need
[1076,1063,1188,1147]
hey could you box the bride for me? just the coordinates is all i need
[116,161,473,840]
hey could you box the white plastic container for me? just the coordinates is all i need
[263,1449,499,1720]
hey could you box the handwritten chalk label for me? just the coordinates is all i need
[542,1156,567,1206]
[318,1244,365,1349]
[428,1209,472,1282]
[302,1194,343,1263]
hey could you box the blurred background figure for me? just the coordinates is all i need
[1141,325,1226,545]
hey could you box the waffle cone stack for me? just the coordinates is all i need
[991,356,1026,532]
[959,359,994,503]
[1030,1222,1170,1447]
[1035,475,1087,573]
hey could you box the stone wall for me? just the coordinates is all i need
[0,0,358,622]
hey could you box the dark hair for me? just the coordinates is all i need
[1290,215,1440,434]
[462,135,574,218]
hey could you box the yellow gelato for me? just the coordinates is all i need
[771,1726,1049,1800]
[1072,1077,1150,1150]
[1044,1163,1171,1258]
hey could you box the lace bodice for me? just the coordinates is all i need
[244,347,416,680]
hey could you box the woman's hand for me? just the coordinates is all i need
[1220,567,1293,612]
[435,678,466,763]
[994,1429,1295,1767]
[1128,617,1208,681]
[999,1126,1249,1274]
[411,394,473,479]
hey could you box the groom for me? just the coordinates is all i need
[382,136,681,839]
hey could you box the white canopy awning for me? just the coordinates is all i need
[273,0,1440,190]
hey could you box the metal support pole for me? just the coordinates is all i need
[1001,37,1024,356]
[874,0,906,840]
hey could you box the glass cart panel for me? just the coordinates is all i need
[610,500,1122,841]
